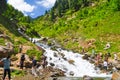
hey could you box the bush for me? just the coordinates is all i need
[26,50,43,60]
[11,70,25,76]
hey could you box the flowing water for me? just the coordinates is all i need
[35,42,112,80]
[18,29,112,80]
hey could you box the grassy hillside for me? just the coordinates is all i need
[28,0,120,56]
[0,15,36,54]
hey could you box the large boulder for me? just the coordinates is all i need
[41,66,65,76]
[0,45,12,58]
[50,67,65,77]
[38,66,65,80]
[112,72,120,80]
[0,48,8,58]
[0,34,11,41]
[0,47,9,66]
[83,75,93,80]
[116,64,120,70]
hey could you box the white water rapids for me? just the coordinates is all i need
[17,28,112,79]
[35,42,112,78]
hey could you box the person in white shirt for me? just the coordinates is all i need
[103,60,108,72]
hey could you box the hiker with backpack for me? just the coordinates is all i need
[20,53,25,69]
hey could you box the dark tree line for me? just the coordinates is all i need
[0,0,7,15]
[4,5,30,21]
[49,0,120,21]
[0,0,31,26]
[0,1,38,37]
[50,0,92,21]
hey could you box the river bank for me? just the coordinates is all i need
[16,28,119,79]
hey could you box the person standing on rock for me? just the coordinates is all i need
[31,57,38,77]
[41,55,47,68]
[0,55,11,80]
[19,44,23,53]
[20,53,25,69]
[103,59,108,73]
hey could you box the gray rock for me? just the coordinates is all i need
[83,75,93,80]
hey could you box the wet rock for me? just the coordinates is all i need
[63,57,67,61]
[69,71,74,76]
[88,57,95,64]
[63,67,68,72]
[37,46,45,52]
[41,37,48,42]
[58,52,65,58]
[39,66,65,79]
[52,77,58,80]
[116,64,120,70]
[42,67,65,77]
[54,52,58,57]
[50,63,55,67]
[47,41,52,46]
[82,53,89,60]
[68,60,74,64]
[51,46,57,51]
[51,72,62,77]
[83,75,93,80]
[49,57,52,60]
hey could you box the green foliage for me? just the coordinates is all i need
[11,70,25,76]
[108,0,120,11]
[58,4,62,17]
[50,9,55,21]
[0,37,5,45]
[27,0,120,54]
[13,47,19,54]
[2,4,31,29]
[0,0,7,14]
[27,50,43,60]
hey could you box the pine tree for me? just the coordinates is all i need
[50,9,55,21]
[58,5,62,17]
[0,0,7,15]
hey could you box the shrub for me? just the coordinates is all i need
[26,50,43,60]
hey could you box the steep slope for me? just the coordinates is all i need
[29,0,120,54]
[0,0,34,47]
